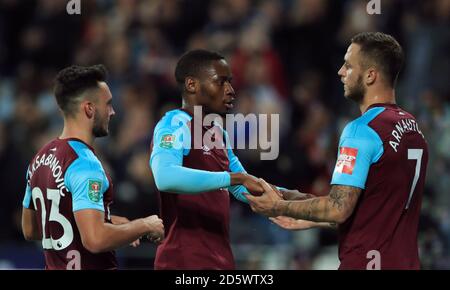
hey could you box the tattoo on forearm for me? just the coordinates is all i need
[286,201,293,217]
[329,186,347,210]
[271,201,280,217]
[306,198,319,220]
[280,185,361,223]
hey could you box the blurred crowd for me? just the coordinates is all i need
[0,0,449,269]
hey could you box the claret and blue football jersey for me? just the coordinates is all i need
[150,109,249,269]
[331,104,428,269]
[22,138,117,270]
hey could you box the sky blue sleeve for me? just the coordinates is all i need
[150,115,231,194]
[224,130,249,203]
[22,166,32,209]
[65,158,108,212]
[331,122,383,189]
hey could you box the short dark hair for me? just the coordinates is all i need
[351,32,404,87]
[174,49,225,86]
[54,64,107,116]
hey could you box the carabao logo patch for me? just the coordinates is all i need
[160,134,175,149]
[88,179,102,202]
[335,147,358,175]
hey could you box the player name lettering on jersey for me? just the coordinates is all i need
[389,118,424,153]
[28,153,67,194]
[335,147,358,175]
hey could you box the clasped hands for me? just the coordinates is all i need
[235,173,315,231]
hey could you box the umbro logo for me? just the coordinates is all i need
[202,145,210,152]
[202,145,212,155]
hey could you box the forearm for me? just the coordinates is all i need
[274,197,347,224]
[273,185,361,224]
[110,215,128,225]
[153,163,230,194]
[227,184,249,203]
[227,152,250,203]
[22,226,42,241]
[90,219,149,253]
[21,208,42,241]
[281,192,336,226]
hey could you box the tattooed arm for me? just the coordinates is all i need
[246,180,362,225]
[277,185,361,223]
[270,189,337,230]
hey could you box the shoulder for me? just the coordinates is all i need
[152,110,192,153]
[66,141,104,176]
[342,107,385,142]
[64,141,109,195]
[155,109,192,132]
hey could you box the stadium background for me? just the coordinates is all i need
[0,0,449,269]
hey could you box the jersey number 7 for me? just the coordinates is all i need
[406,149,423,210]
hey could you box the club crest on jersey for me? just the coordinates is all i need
[88,179,102,202]
[335,147,358,175]
[160,134,175,149]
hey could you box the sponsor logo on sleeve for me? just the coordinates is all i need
[334,147,358,175]
[160,134,175,149]
[88,179,102,202]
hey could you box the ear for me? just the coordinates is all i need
[184,77,197,94]
[365,68,377,86]
[83,101,95,119]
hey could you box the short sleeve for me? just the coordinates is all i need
[150,111,191,167]
[65,158,109,212]
[331,122,383,189]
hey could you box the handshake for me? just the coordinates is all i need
[230,173,314,220]
[230,172,268,196]
[230,172,311,200]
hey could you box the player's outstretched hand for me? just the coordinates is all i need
[245,178,282,217]
[269,216,317,231]
[143,215,165,244]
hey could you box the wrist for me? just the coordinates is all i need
[137,218,151,234]
[273,200,284,216]
[230,172,245,185]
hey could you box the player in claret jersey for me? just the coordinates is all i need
[21,65,164,270]
[149,50,265,270]
[246,32,429,270]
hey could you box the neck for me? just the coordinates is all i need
[359,86,396,114]
[59,118,94,146]
[182,98,206,118]
[182,102,195,116]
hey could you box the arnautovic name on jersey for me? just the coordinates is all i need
[28,152,67,195]
[389,118,424,153]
